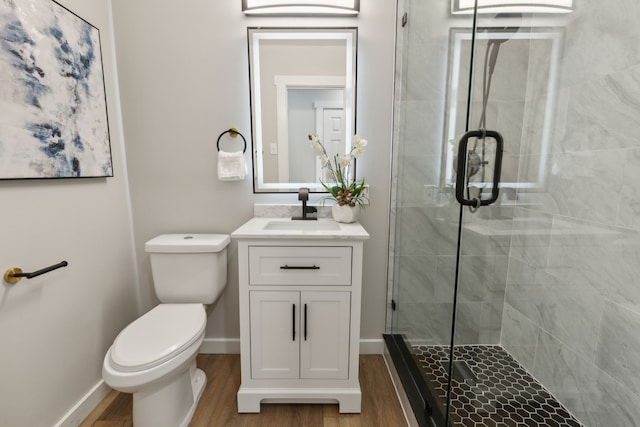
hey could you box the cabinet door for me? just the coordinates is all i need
[300,291,351,379]
[250,291,300,379]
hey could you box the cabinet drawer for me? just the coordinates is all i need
[249,246,352,286]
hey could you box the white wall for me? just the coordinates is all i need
[0,0,138,426]
[110,0,397,351]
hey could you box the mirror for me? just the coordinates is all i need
[248,28,358,192]
[442,26,563,191]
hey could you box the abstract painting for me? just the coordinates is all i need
[0,0,112,179]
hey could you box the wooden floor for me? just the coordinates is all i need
[80,354,408,427]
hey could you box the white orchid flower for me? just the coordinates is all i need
[353,136,368,149]
[338,154,352,168]
[351,136,367,158]
[308,133,367,208]
[352,145,365,158]
[311,141,325,156]
[308,135,325,157]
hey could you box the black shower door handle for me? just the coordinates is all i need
[455,129,504,207]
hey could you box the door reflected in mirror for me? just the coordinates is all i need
[248,28,357,193]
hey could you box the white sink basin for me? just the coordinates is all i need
[262,220,341,231]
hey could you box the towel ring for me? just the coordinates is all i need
[217,128,247,153]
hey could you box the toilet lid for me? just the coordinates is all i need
[109,304,206,372]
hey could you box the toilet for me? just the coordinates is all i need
[103,233,230,427]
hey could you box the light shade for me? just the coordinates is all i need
[452,0,573,14]
[242,0,359,16]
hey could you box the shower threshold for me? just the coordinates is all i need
[414,345,583,427]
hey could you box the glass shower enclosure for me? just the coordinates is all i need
[385,1,640,426]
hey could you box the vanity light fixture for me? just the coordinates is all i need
[242,0,359,16]
[452,0,573,14]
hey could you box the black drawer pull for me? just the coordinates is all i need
[280,265,320,270]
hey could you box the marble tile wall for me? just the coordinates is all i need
[499,2,640,426]
[391,0,640,425]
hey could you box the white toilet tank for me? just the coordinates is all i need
[145,234,231,304]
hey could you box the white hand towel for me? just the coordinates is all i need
[218,150,246,181]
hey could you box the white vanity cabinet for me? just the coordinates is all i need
[249,290,351,380]
[231,218,369,414]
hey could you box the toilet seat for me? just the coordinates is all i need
[109,304,205,373]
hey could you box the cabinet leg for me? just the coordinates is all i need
[338,391,362,413]
[237,390,262,413]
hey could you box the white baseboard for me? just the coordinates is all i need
[200,337,241,354]
[199,338,385,355]
[359,338,385,354]
[54,380,111,427]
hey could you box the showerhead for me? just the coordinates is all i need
[480,13,522,45]
[481,13,523,75]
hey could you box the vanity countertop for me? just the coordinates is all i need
[231,217,369,240]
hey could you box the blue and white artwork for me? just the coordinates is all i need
[0,0,112,179]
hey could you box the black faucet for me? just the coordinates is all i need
[292,187,317,220]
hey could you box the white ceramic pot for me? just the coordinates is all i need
[332,204,360,223]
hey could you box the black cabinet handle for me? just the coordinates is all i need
[304,303,308,341]
[292,303,296,341]
[455,129,504,207]
[280,265,320,270]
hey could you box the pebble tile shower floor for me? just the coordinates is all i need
[413,345,583,427]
